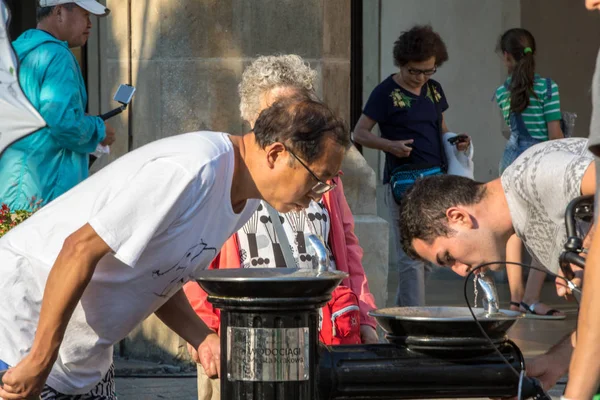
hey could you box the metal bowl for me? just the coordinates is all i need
[195,268,347,299]
[369,306,522,342]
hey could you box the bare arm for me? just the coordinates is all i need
[562,161,600,399]
[525,333,574,392]
[581,161,596,196]
[353,114,392,152]
[554,162,595,298]
[155,288,221,378]
[353,114,413,158]
[27,223,110,367]
[441,114,450,134]
[155,288,216,350]
[565,229,600,398]
[0,224,111,399]
[547,120,565,140]
[442,113,471,151]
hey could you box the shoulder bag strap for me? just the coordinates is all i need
[428,81,448,173]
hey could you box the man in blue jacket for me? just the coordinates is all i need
[0,0,115,211]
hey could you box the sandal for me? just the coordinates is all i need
[520,301,566,320]
[509,301,521,311]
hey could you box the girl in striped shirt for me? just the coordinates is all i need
[495,28,565,319]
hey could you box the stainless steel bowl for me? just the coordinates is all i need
[195,268,348,298]
[369,306,522,344]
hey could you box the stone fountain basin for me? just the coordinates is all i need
[369,306,522,345]
[195,268,347,299]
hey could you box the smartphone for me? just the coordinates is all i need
[113,84,136,105]
[447,134,469,146]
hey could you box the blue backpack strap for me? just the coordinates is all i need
[505,79,533,140]
[545,77,552,101]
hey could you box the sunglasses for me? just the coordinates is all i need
[407,66,437,76]
[287,148,336,195]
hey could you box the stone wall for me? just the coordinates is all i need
[521,0,600,139]
[89,0,388,363]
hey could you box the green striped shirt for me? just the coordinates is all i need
[495,75,562,140]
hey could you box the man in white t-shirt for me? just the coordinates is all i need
[399,138,595,281]
[0,93,351,400]
[397,138,595,394]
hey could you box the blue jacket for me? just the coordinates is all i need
[0,29,105,210]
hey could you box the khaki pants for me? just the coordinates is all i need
[385,184,434,306]
[197,364,221,400]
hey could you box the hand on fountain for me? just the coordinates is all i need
[557,224,595,299]
[556,262,584,299]
[194,333,221,378]
[360,325,379,344]
[523,354,568,395]
[524,335,572,394]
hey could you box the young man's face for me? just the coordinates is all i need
[262,137,345,213]
[411,216,507,277]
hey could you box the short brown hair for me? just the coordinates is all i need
[400,175,486,259]
[393,25,449,68]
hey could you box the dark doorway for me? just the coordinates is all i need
[5,0,36,40]
[350,0,363,152]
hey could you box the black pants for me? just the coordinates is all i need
[41,364,116,400]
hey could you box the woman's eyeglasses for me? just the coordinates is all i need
[407,66,437,76]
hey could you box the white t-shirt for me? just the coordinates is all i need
[0,131,259,394]
[237,200,336,270]
[501,138,593,274]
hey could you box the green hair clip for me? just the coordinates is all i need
[523,47,533,54]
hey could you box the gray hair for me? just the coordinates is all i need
[238,54,318,123]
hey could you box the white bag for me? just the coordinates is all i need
[0,1,46,157]
[443,132,474,179]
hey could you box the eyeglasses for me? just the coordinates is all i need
[287,148,336,195]
[407,66,437,76]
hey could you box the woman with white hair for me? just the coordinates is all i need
[184,54,379,400]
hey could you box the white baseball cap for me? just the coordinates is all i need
[38,0,110,17]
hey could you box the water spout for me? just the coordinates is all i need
[307,234,329,275]
[477,272,501,316]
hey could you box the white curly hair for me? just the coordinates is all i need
[238,54,318,124]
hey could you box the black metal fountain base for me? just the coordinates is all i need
[317,306,529,399]
[196,268,542,400]
[318,341,526,399]
[198,268,346,400]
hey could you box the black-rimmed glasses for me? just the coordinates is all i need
[407,66,437,76]
[287,149,336,195]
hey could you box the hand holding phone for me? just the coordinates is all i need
[447,134,469,146]
[387,139,414,158]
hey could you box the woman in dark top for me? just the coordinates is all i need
[354,25,469,307]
